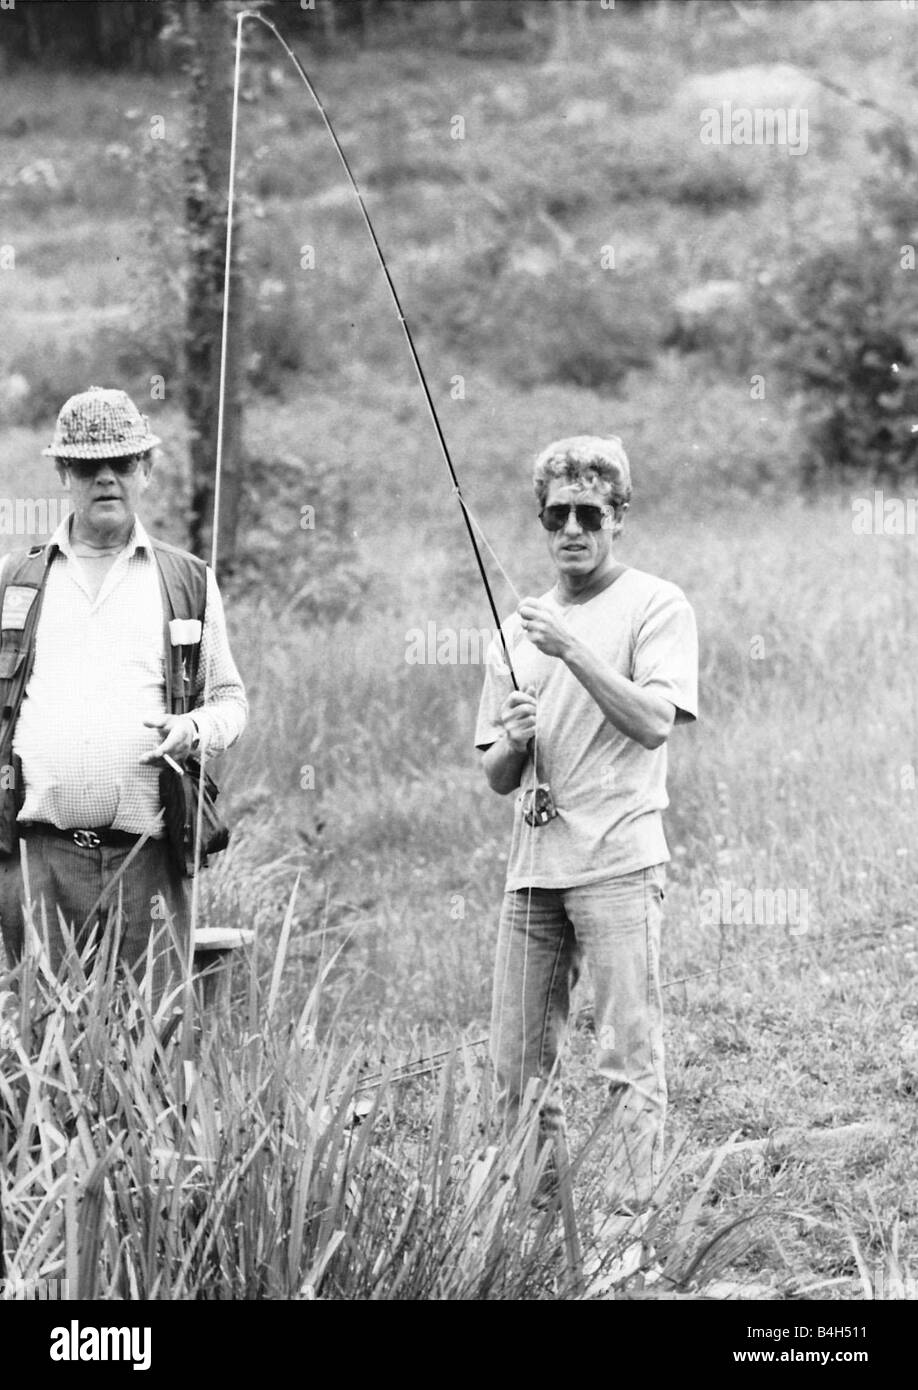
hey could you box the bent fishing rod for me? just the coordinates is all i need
[219,10,520,688]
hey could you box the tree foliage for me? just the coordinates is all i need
[0,1,167,70]
[0,0,583,71]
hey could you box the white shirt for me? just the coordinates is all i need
[7,517,247,834]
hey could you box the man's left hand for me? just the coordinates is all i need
[140,714,198,765]
[518,598,572,660]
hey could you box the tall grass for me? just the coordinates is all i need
[0,896,594,1300]
[3,424,912,1296]
[211,488,918,1031]
[1,887,775,1301]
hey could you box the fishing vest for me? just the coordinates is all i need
[0,536,208,856]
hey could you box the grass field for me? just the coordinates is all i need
[2,0,917,1301]
[5,422,915,1298]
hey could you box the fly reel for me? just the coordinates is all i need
[522,782,558,827]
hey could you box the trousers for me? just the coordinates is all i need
[0,829,188,1006]
[490,864,666,1211]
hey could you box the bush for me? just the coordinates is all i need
[753,122,918,487]
[0,329,142,430]
[420,254,665,392]
[755,242,918,488]
[227,448,371,623]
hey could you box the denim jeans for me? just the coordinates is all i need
[490,864,666,1210]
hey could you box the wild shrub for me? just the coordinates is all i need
[754,125,918,487]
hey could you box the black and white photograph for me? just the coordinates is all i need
[0,0,914,1345]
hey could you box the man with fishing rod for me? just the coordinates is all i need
[0,386,247,1002]
[197,8,693,1232]
[476,434,697,1235]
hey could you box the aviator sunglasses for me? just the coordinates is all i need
[539,501,620,532]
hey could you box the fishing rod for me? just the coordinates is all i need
[227,10,520,689]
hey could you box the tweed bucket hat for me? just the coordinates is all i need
[43,386,161,460]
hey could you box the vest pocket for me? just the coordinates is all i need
[0,650,25,681]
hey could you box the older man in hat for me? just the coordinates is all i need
[475,434,697,1244]
[0,386,247,999]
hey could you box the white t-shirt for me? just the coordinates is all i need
[475,567,698,890]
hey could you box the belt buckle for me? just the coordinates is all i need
[72,829,101,849]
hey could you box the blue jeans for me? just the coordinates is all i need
[490,865,666,1210]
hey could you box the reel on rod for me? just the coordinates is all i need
[522,782,558,828]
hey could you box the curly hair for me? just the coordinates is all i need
[532,435,632,511]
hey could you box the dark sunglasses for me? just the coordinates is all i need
[63,457,142,480]
[539,502,614,533]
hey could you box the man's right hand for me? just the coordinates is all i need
[501,688,537,753]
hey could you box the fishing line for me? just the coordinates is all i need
[187,11,248,965]
[224,10,521,689]
[214,14,550,1141]
[453,491,523,604]
[355,936,843,1091]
